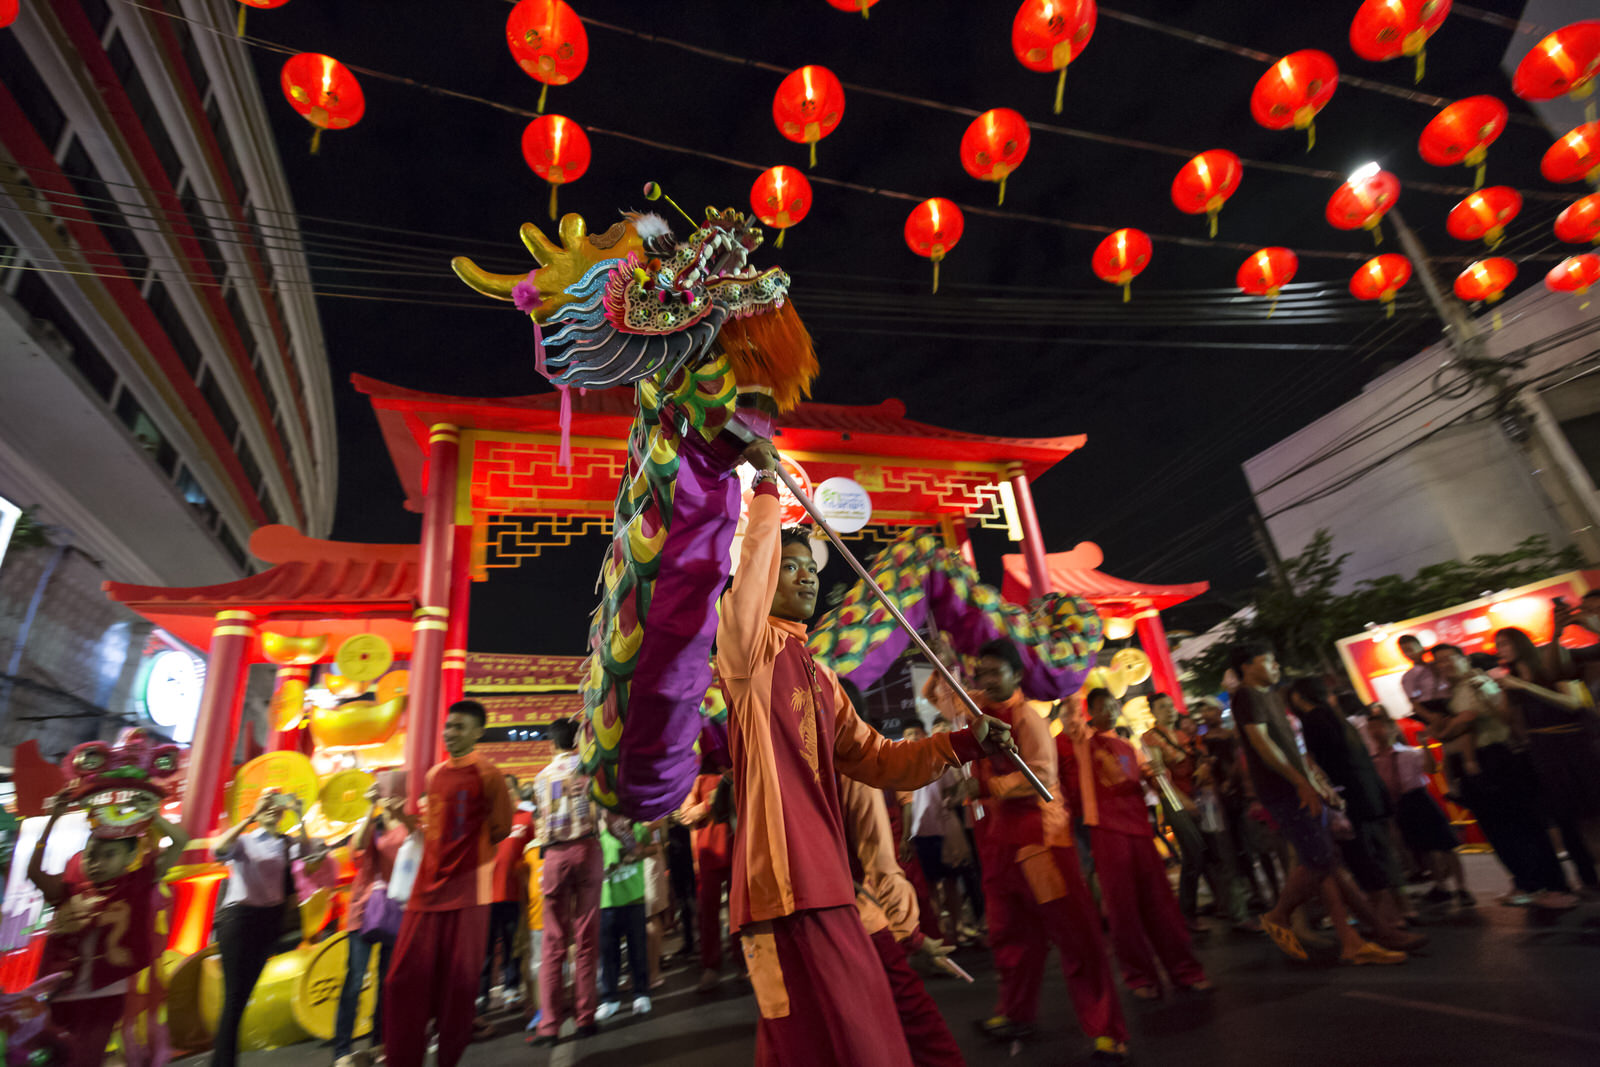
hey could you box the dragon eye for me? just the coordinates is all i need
[153,753,177,774]
[72,747,108,774]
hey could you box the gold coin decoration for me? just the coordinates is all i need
[293,932,379,1040]
[335,634,393,683]
[320,769,376,823]
[230,752,319,830]
[375,669,410,704]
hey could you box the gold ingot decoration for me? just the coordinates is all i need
[375,669,410,705]
[319,769,376,823]
[1110,647,1154,688]
[260,632,329,666]
[199,948,314,1051]
[1081,665,1127,700]
[1120,695,1153,735]
[164,946,218,1051]
[335,634,393,683]
[1102,615,1137,642]
[322,671,367,698]
[271,678,308,732]
[310,697,404,750]
[230,752,319,830]
[293,932,380,1041]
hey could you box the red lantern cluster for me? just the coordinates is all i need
[960,108,1031,205]
[521,114,591,219]
[0,0,16,28]
[773,65,846,168]
[1251,50,1339,151]
[825,0,879,18]
[1237,247,1298,314]
[1011,0,1098,114]
[1547,254,1600,308]
[1351,254,1412,316]
[1418,96,1507,187]
[280,53,364,154]
[506,0,588,113]
[1543,122,1600,185]
[1349,0,1451,82]
[1446,186,1522,249]
[1513,22,1600,104]
[1556,194,1600,245]
[750,166,813,248]
[1092,228,1152,302]
[1326,169,1400,244]
[1454,258,1516,304]
[904,198,964,294]
[1171,150,1242,237]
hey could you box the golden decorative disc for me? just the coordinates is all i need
[320,769,376,823]
[335,634,393,683]
[230,752,319,830]
[293,932,378,1040]
[375,669,410,704]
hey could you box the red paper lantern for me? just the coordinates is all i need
[521,114,591,220]
[960,108,1031,205]
[1418,96,1507,187]
[1349,0,1451,82]
[1454,257,1516,303]
[1237,247,1298,314]
[1171,150,1243,237]
[1446,186,1522,249]
[1555,193,1600,245]
[0,0,17,28]
[235,0,290,36]
[1251,50,1339,151]
[773,65,845,169]
[825,0,879,18]
[1546,253,1600,308]
[750,165,813,248]
[904,198,963,294]
[506,0,588,114]
[1092,228,1152,302]
[1351,254,1412,317]
[1326,168,1400,244]
[1011,0,1098,114]
[280,53,364,154]
[1543,122,1600,185]
[1512,22,1600,104]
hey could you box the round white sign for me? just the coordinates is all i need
[139,649,205,743]
[815,477,872,534]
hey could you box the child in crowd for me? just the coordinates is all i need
[30,789,189,1067]
[1365,715,1471,906]
[595,814,651,1022]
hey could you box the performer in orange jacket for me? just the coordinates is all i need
[930,641,1129,1063]
[717,440,1010,1067]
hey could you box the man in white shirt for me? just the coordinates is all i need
[1398,635,1448,716]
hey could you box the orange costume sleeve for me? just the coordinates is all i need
[828,668,979,790]
[840,776,920,943]
[982,694,1057,801]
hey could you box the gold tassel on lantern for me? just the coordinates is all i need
[858,0,870,17]
[237,5,247,35]
[549,183,559,220]
[775,229,787,249]
[931,252,943,295]
[809,141,818,169]
[309,127,323,155]
[538,82,549,114]
[1054,68,1067,115]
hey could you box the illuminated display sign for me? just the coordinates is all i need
[136,648,207,743]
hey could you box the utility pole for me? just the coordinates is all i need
[1387,205,1600,563]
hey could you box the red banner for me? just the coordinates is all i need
[464,653,587,691]
[475,692,583,727]
[477,739,555,779]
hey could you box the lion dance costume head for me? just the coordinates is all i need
[64,728,180,840]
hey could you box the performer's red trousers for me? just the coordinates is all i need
[869,928,965,1067]
[1092,826,1208,992]
[51,994,124,1067]
[697,857,734,970]
[745,905,913,1067]
[982,843,1127,1042]
[383,904,489,1067]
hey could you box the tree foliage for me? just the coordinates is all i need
[1180,532,1586,694]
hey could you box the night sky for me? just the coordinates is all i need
[237,0,1573,654]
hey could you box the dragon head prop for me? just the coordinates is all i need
[64,728,180,840]
[453,204,816,410]
[0,972,70,1067]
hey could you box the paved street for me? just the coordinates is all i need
[182,855,1600,1066]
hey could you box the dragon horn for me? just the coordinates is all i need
[450,257,523,301]
[520,215,589,266]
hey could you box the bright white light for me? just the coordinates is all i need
[1349,161,1381,183]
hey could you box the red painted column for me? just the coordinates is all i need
[269,665,311,751]
[441,523,473,720]
[405,423,459,810]
[180,610,256,842]
[1136,610,1187,716]
[1006,463,1053,596]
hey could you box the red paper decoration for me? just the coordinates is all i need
[1011,0,1098,114]
[773,66,846,169]
[750,165,813,248]
[904,198,964,294]
[521,114,591,220]
[1092,228,1152,302]
[1454,258,1516,303]
[1326,169,1400,244]
[1546,253,1600,308]
[1446,186,1522,249]
[960,108,1031,205]
[0,0,17,28]
[1237,247,1298,315]
[1512,22,1600,104]
[825,0,879,18]
[506,0,588,114]
[1351,254,1412,316]
[1349,0,1451,82]
[1171,150,1243,237]
[1555,193,1600,245]
[280,53,364,154]
[1543,122,1600,185]
[1418,96,1507,188]
[1251,50,1339,151]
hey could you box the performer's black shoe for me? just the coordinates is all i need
[974,1015,1034,1042]
[1091,1036,1130,1063]
[576,1024,599,1038]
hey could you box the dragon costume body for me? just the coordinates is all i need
[455,204,1101,817]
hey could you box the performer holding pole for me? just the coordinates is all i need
[719,439,1013,1067]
